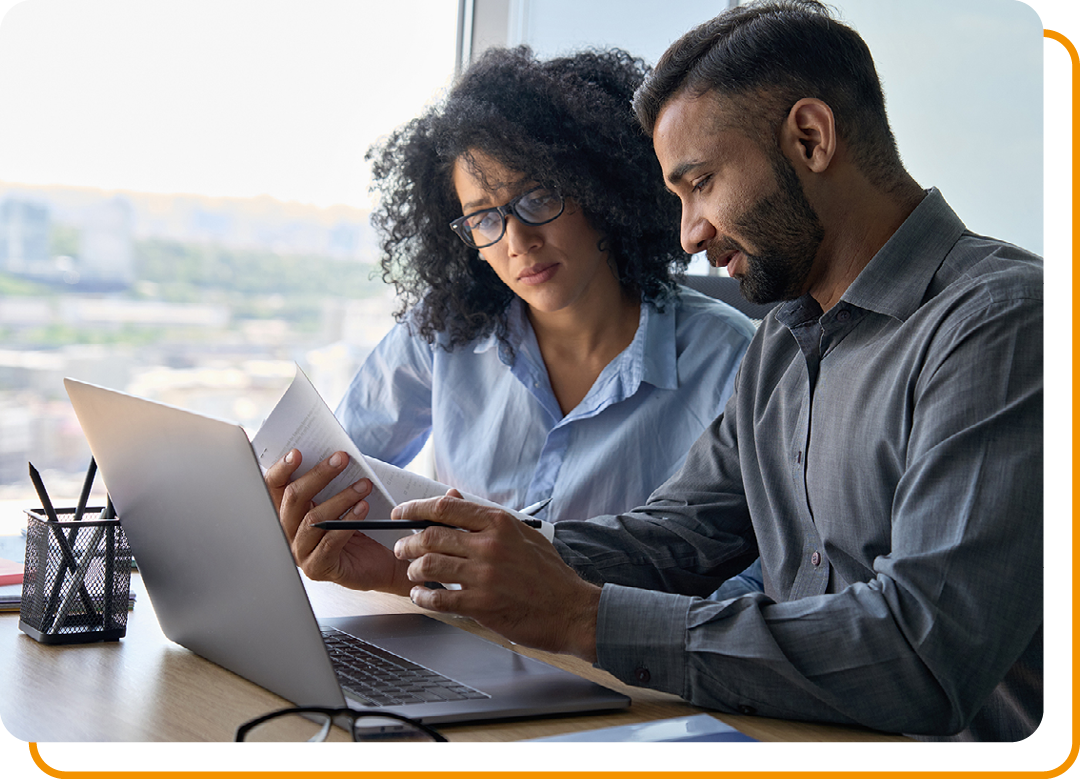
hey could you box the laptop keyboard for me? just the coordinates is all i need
[321,626,489,707]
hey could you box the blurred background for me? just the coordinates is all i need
[0,0,1043,515]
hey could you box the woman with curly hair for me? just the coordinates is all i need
[334,46,755,528]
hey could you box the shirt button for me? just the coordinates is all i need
[738,704,757,715]
[836,308,851,322]
[811,551,821,566]
[634,666,651,683]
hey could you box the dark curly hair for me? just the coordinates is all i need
[367,46,688,347]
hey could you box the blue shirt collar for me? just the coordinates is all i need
[472,295,680,413]
[637,296,679,391]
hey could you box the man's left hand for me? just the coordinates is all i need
[392,490,601,662]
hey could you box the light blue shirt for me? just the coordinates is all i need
[336,286,755,521]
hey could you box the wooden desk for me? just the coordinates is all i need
[0,573,909,742]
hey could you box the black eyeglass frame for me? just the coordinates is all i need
[448,186,566,249]
[235,705,448,742]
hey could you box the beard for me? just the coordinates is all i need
[708,155,825,305]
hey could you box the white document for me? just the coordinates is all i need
[250,366,554,549]
[251,366,395,513]
[250,367,411,549]
[366,454,555,542]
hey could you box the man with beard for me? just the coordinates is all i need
[270,0,1042,741]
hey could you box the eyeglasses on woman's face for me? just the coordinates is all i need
[449,186,565,249]
[235,706,447,742]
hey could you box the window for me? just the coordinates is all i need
[0,0,458,519]
[461,0,1043,267]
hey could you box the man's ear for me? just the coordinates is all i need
[780,98,836,174]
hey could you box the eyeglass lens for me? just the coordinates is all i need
[458,188,563,248]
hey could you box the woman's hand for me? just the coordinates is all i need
[265,449,412,596]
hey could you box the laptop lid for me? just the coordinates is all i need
[65,377,346,710]
[64,378,629,724]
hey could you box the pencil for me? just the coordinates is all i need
[49,524,105,633]
[29,462,96,629]
[312,518,543,531]
[73,458,97,523]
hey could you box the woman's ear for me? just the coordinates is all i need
[780,98,836,174]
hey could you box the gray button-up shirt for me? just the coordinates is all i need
[553,189,1042,741]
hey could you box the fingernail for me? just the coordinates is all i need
[352,479,369,493]
[352,500,366,515]
[284,451,294,464]
[329,453,343,468]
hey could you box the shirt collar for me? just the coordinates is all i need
[471,301,521,359]
[839,188,967,322]
[472,295,679,392]
[638,296,679,391]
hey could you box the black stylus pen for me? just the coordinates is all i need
[312,518,542,531]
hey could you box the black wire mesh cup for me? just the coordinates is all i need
[19,507,132,644]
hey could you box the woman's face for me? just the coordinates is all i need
[452,151,621,317]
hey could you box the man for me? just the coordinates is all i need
[268,0,1042,741]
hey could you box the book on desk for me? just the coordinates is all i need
[0,555,23,586]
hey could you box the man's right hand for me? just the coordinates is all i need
[265,449,413,596]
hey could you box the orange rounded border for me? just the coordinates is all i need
[1046,23,1080,779]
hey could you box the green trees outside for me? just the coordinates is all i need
[133,238,386,333]
[133,238,383,299]
[1,236,387,347]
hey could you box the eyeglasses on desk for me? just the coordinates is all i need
[236,706,447,742]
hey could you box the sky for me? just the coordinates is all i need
[0,0,459,209]
[0,0,1047,252]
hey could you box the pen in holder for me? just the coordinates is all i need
[19,507,132,644]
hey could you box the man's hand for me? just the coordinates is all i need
[392,491,601,662]
[265,449,412,596]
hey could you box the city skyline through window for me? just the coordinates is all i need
[0,1,458,514]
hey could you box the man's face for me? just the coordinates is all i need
[653,92,824,305]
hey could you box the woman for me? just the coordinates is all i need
[336,46,755,529]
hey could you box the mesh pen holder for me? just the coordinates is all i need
[19,507,132,644]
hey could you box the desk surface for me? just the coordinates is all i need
[1,573,909,743]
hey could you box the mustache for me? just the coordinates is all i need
[705,237,749,264]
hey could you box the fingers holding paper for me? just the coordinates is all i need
[268,448,355,535]
[393,492,601,661]
[266,449,412,596]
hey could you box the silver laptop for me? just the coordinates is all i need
[64,378,629,726]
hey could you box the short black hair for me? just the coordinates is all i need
[367,46,687,348]
[633,0,907,191]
